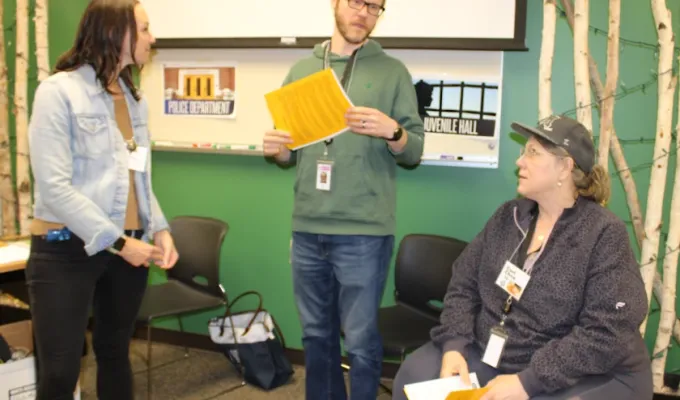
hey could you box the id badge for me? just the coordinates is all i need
[128,146,148,172]
[481,326,508,368]
[316,160,333,191]
[495,260,531,301]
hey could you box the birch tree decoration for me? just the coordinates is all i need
[35,0,49,82]
[597,0,620,172]
[560,0,680,344]
[651,66,680,392]
[573,0,593,133]
[640,0,677,338]
[14,0,31,235]
[539,0,557,120]
[0,1,17,236]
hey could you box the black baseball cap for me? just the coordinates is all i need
[511,115,595,173]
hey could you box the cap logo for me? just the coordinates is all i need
[563,138,570,146]
[540,115,560,132]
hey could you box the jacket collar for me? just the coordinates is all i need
[513,195,588,230]
[74,64,130,98]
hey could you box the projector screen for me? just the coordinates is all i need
[142,0,527,51]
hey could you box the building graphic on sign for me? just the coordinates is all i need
[162,63,236,118]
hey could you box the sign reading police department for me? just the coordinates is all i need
[162,62,236,119]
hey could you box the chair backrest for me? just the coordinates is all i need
[394,234,468,320]
[166,216,229,298]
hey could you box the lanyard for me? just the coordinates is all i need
[499,215,538,326]
[323,42,360,148]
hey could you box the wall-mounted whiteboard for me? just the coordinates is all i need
[141,0,527,51]
[141,47,504,168]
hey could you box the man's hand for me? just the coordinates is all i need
[480,375,529,400]
[440,351,472,386]
[118,237,164,267]
[345,106,398,139]
[263,129,293,163]
[153,230,179,269]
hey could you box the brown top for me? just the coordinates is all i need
[31,83,141,235]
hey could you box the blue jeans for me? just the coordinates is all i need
[291,232,395,400]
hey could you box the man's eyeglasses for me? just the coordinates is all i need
[348,0,385,17]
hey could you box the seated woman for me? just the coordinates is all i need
[393,115,652,400]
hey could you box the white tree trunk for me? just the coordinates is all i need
[539,0,556,120]
[14,0,31,236]
[651,73,680,392]
[597,0,620,173]
[573,0,593,133]
[640,0,676,338]
[560,0,680,344]
[0,1,17,237]
[35,0,49,82]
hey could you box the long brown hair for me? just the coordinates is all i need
[54,0,141,100]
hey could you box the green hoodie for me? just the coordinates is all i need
[281,39,424,236]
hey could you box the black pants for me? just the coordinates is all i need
[25,231,149,400]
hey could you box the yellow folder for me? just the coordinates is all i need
[444,387,490,400]
[264,68,353,150]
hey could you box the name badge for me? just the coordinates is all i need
[316,161,333,191]
[495,260,530,301]
[481,326,508,368]
[128,146,149,172]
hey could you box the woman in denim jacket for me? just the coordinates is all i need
[25,1,178,399]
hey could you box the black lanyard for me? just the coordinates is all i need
[500,215,538,323]
[323,42,360,146]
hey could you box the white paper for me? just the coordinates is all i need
[404,373,481,400]
[0,242,30,264]
[128,146,149,172]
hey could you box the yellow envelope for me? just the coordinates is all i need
[445,387,489,400]
[264,68,353,150]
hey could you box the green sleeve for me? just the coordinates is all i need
[388,67,424,165]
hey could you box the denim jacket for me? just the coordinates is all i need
[28,64,169,256]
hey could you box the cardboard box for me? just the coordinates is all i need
[0,320,81,400]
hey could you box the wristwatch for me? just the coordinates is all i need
[387,125,404,142]
[107,236,127,255]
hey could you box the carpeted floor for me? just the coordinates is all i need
[78,337,394,399]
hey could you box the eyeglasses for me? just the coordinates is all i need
[347,0,385,16]
[519,146,543,159]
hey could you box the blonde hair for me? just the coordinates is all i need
[538,137,611,206]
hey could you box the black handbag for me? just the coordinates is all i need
[208,290,294,390]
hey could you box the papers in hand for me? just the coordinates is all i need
[0,242,30,264]
[264,68,353,150]
[404,373,488,400]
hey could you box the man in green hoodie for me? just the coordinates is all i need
[262,0,424,398]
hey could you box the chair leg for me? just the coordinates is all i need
[147,323,152,400]
[177,316,189,357]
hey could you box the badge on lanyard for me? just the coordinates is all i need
[316,160,333,191]
[495,260,531,301]
[482,325,509,368]
[128,146,148,172]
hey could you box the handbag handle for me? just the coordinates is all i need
[219,290,264,337]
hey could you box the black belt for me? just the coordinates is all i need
[124,229,144,239]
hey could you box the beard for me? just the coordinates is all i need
[334,7,374,44]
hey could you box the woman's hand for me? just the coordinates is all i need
[480,374,529,400]
[153,230,179,269]
[118,237,163,267]
[440,351,472,386]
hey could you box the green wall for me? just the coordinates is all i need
[5,0,680,370]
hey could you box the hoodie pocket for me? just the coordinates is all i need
[330,155,378,219]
